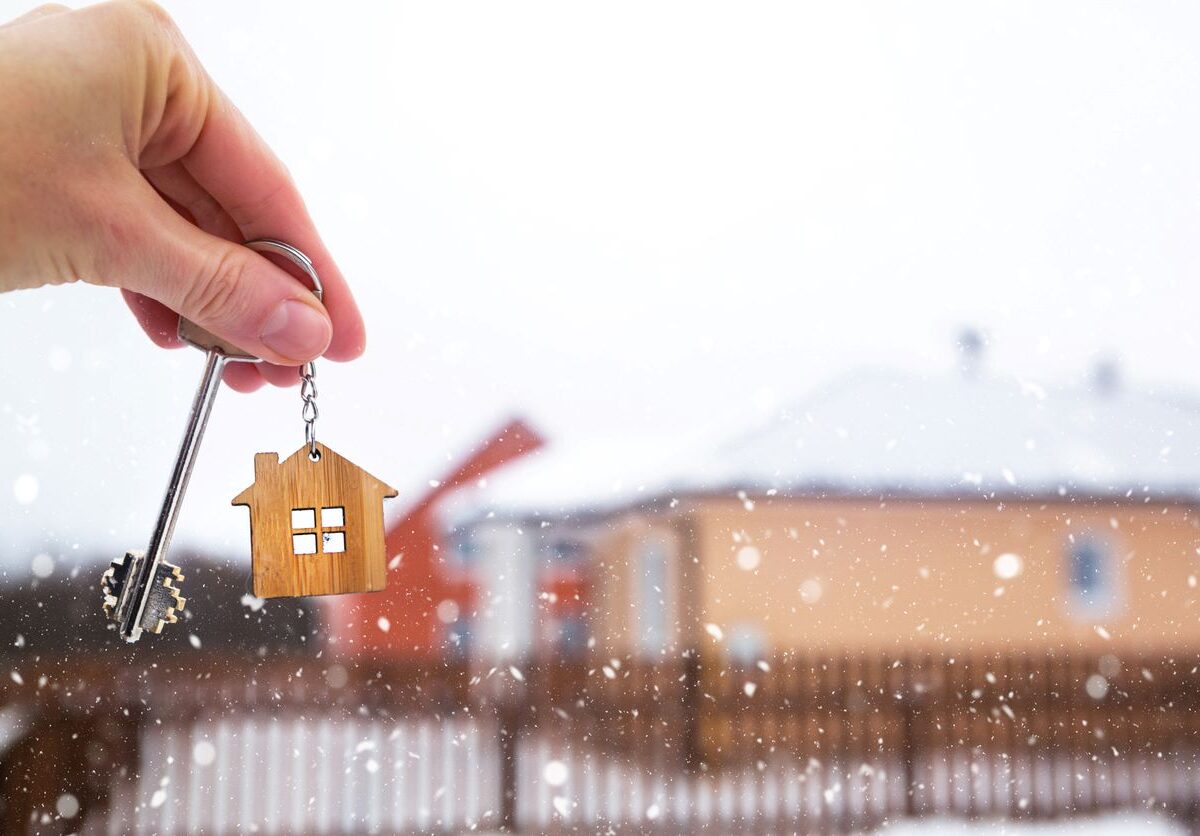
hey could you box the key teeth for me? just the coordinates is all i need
[143,562,186,635]
[100,553,133,621]
[100,553,186,636]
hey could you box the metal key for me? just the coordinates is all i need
[101,239,323,642]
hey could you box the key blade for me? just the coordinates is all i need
[117,349,225,641]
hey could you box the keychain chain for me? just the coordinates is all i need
[300,360,319,459]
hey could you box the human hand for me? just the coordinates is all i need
[0,1,365,392]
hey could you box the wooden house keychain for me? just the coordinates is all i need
[101,239,396,642]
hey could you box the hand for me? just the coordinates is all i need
[0,1,365,392]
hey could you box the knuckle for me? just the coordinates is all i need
[183,250,247,326]
[222,178,290,226]
[101,0,178,38]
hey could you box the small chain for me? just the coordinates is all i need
[300,360,319,459]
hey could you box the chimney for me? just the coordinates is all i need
[254,452,279,480]
[1091,357,1120,397]
[956,327,985,378]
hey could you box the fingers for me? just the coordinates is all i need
[136,164,314,389]
[257,363,302,387]
[142,162,242,244]
[180,89,366,362]
[110,173,333,367]
[142,162,296,390]
[96,2,363,372]
[123,288,302,390]
[120,289,183,349]
[222,362,266,393]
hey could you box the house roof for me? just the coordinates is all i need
[691,368,1200,500]
[441,367,1200,522]
[232,443,398,506]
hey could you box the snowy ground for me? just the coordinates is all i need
[882,812,1185,835]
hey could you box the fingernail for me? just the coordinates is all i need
[260,300,332,363]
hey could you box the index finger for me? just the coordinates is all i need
[181,86,366,363]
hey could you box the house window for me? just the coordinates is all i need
[558,615,587,659]
[727,622,767,666]
[636,540,669,657]
[549,538,587,564]
[1066,534,1118,618]
[446,616,471,659]
[291,506,347,555]
[447,529,480,566]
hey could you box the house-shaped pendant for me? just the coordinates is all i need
[233,442,398,598]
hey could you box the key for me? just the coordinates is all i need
[103,346,226,641]
[100,239,322,642]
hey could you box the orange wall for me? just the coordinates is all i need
[688,497,1200,656]
[588,517,685,659]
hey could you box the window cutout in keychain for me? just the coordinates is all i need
[321,506,344,527]
[323,531,346,553]
[292,533,318,555]
[291,508,316,528]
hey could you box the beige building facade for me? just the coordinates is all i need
[587,494,1200,660]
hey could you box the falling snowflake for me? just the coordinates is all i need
[239,594,266,612]
[543,761,568,787]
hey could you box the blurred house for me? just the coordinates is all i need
[325,418,544,660]
[447,363,1200,663]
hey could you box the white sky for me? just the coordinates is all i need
[4,1,1200,566]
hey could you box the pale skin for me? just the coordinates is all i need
[0,0,365,392]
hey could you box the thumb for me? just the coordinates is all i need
[117,193,333,366]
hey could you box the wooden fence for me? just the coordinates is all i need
[3,650,1200,833]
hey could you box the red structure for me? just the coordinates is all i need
[325,418,545,659]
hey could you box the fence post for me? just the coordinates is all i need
[682,649,703,771]
[900,657,919,820]
[498,700,520,832]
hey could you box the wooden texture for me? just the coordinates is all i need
[232,442,397,598]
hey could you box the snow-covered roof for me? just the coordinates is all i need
[443,368,1200,522]
[432,434,701,527]
[692,369,1200,499]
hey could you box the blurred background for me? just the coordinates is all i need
[4,1,1200,833]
